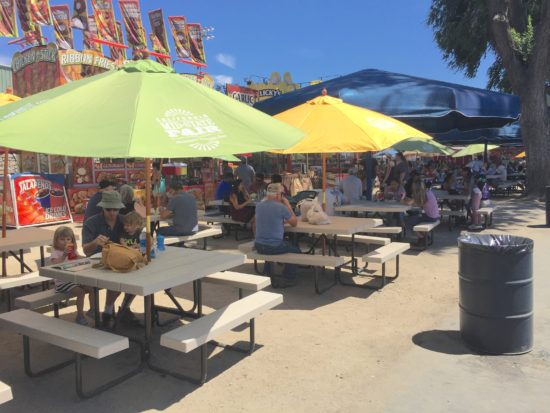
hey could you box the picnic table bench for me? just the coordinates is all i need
[150,291,283,384]
[239,241,345,294]
[440,209,467,230]
[0,272,50,312]
[0,309,140,399]
[14,288,77,317]
[203,271,270,299]
[338,242,410,290]
[0,381,12,405]
[163,225,223,250]
[363,226,403,240]
[478,206,495,228]
[202,215,252,241]
[413,221,440,249]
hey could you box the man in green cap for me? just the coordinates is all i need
[82,191,138,327]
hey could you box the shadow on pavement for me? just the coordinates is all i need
[412,330,473,355]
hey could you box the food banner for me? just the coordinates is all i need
[71,0,87,29]
[0,175,16,227]
[28,0,51,25]
[168,16,191,59]
[110,20,126,61]
[187,23,206,65]
[24,23,42,45]
[226,84,259,106]
[247,71,301,101]
[148,8,170,65]
[7,173,72,228]
[84,14,102,52]
[51,4,73,50]
[91,0,116,42]
[119,0,146,52]
[67,187,97,215]
[0,0,18,37]
[49,155,67,174]
[15,0,33,32]
[11,43,60,97]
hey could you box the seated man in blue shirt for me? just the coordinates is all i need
[254,183,300,288]
[215,172,234,215]
[82,191,138,327]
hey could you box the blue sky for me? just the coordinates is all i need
[0,0,494,90]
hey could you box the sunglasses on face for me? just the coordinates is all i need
[105,208,119,212]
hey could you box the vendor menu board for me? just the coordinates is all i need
[71,158,146,188]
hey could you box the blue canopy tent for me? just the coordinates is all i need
[254,69,520,134]
[434,121,522,145]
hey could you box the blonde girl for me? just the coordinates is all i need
[49,226,94,326]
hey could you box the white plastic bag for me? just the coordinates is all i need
[298,198,317,222]
[307,202,331,225]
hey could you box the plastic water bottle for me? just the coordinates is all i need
[139,230,147,255]
[156,234,165,251]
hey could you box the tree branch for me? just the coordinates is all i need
[487,0,527,94]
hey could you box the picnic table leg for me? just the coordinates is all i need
[19,249,24,274]
[313,266,338,294]
[144,295,152,361]
[147,279,209,385]
[2,251,6,276]
[23,336,73,377]
[155,286,200,326]
[7,251,33,273]
[92,287,100,328]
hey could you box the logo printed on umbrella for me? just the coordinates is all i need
[156,108,226,151]
[1,100,50,121]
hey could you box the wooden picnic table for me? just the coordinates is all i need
[335,201,411,214]
[39,247,245,361]
[284,216,382,236]
[284,216,382,274]
[432,190,470,202]
[0,227,53,276]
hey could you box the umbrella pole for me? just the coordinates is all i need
[321,153,327,255]
[321,153,326,210]
[2,149,7,276]
[2,149,7,238]
[145,158,152,263]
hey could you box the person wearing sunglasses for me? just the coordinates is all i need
[82,191,132,327]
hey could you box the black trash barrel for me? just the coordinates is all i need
[458,234,534,355]
[546,186,550,226]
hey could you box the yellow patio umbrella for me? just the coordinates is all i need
[0,93,21,240]
[515,151,526,159]
[272,91,432,205]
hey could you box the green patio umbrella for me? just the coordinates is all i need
[216,154,241,162]
[0,60,303,158]
[451,144,499,158]
[0,60,304,259]
[392,137,453,155]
